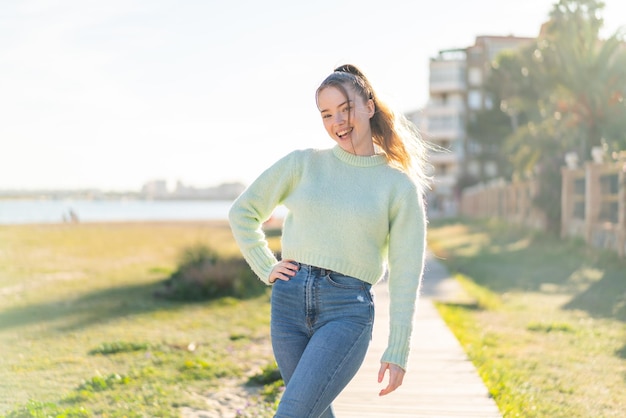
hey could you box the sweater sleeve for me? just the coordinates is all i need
[380,184,427,370]
[228,151,299,285]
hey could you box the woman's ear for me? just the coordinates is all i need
[367,99,375,119]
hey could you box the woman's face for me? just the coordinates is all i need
[317,84,375,156]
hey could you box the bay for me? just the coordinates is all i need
[0,199,236,225]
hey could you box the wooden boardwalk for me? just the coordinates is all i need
[333,255,502,417]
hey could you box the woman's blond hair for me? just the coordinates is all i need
[316,64,430,187]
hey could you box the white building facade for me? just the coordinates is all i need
[419,35,534,217]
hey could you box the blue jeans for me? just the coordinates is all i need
[270,263,375,418]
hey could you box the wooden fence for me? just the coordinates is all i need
[459,178,547,230]
[561,161,626,257]
[459,160,626,258]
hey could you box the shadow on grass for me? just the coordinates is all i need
[437,301,483,311]
[444,232,585,293]
[563,268,626,322]
[616,343,626,359]
[432,219,626,323]
[0,279,180,332]
[0,277,268,332]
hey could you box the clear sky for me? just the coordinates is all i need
[1,0,625,191]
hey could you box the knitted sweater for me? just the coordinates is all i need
[228,145,426,369]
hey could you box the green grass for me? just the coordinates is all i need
[7,218,624,417]
[0,222,280,417]
[429,218,626,417]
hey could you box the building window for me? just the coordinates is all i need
[468,161,480,177]
[484,94,494,110]
[428,115,462,131]
[485,161,498,177]
[430,66,466,85]
[468,90,482,110]
[468,141,482,154]
[468,67,482,86]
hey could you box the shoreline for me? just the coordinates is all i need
[0,219,233,228]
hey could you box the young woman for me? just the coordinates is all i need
[229,64,428,417]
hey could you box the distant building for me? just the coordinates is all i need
[172,180,245,200]
[418,35,534,216]
[422,48,467,216]
[213,182,246,199]
[141,179,245,200]
[141,179,169,199]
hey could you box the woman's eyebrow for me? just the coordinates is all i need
[319,100,352,113]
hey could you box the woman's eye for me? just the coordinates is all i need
[322,114,331,119]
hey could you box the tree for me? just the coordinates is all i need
[469,0,626,232]
[542,0,626,157]
[478,48,550,178]
[467,106,514,180]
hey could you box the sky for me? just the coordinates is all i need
[1,0,625,191]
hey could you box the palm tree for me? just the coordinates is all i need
[472,0,626,232]
[542,0,626,158]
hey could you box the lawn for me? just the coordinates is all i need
[4,218,625,417]
[0,222,280,417]
[428,219,626,418]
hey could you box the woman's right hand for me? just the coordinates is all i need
[269,259,299,284]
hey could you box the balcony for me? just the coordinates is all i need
[430,150,460,165]
[425,100,466,114]
[429,60,467,94]
[429,79,467,94]
[424,120,465,141]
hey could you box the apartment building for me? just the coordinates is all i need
[465,36,534,178]
[421,35,534,216]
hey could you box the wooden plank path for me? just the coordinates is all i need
[333,254,501,417]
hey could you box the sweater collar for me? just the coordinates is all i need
[332,145,387,167]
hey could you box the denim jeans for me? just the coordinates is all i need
[270,263,375,418]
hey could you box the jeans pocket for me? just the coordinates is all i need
[326,272,365,289]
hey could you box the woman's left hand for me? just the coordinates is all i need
[377,362,405,396]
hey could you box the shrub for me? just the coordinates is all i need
[179,358,241,381]
[156,243,265,301]
[4,400,90,418]
[527,321,576,333]
[238,363,284,417]
[76,373,130,393]
[247,362,282,386]
[88,341,150,355]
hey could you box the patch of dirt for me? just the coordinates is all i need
[181,379,263,418]
[182,340,277,417]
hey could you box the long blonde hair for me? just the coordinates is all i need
[316,64,430,187]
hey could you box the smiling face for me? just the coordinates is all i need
[317,83,375,156]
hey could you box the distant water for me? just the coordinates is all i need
[0,199,236,224]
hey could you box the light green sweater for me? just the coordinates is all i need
[228,145,426,369]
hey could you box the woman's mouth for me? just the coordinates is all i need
[337,128,353,139]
